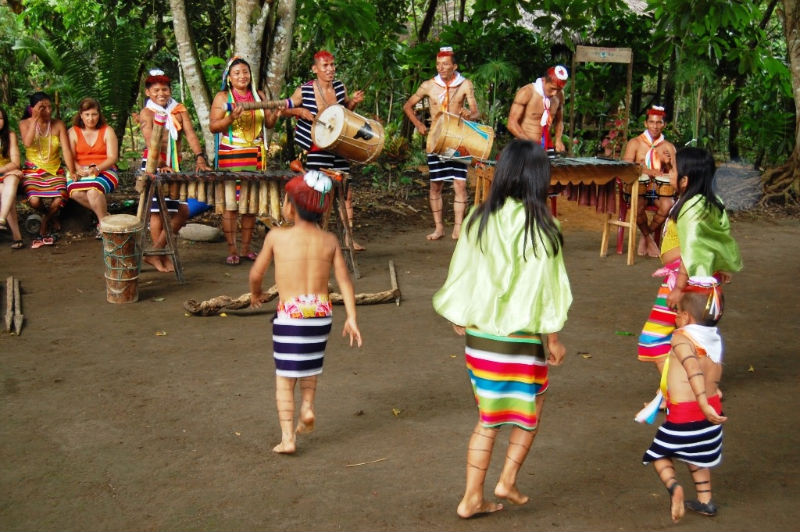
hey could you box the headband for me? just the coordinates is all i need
[684,276,723,321]
[546,65,569,88]
[314,50,334,63]
[285,171,333,213]
[437,46,454,58]
[146,68,171,87]
[647,105,666,117]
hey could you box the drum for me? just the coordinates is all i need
[426,112,494,161]
[100,214,144,304]
[622,174,651,196]
[655,176,675,197]
[312,104,385,163]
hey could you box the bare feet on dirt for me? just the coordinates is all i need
[273,439,296,454]
[144,255,175,273]
[427,228,444,241]
[670,484,685,523]
[457,496,503,519]
[296,409,315,434]
[494,483,530,505]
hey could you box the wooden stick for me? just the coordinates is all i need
[13,278,22,335]
[223,100,287,111]
[388,260,400,306]
[4,276,12,333]
[345,457,387,468]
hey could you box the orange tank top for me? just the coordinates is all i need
[73,125,108,167]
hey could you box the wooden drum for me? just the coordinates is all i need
[426,112,494,161]
[655,176,675,197]
[312,104,385,163]
[100,214,144,304]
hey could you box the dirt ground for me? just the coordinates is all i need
[1,188,799,532]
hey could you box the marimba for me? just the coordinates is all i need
[471,156,642,265]
[136,169,359,282]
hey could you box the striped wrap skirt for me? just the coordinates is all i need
[637,281,676,362]
[642,420,723,468]
[67,167,119,196]
[426,153,468,182]
[465,329,549,431]
[272,299,333,378]
[22,163,67,199]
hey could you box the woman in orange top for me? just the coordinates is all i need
[67,98,119,237]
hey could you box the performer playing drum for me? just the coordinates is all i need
[403,46,480,241]
[284,50,365,251]
[210,56,279,265]
[622,105,677,258]
[507,65,569,153]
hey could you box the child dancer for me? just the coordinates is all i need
[643,278,727,523]
[249,170,362,454]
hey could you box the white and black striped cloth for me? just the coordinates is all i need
[426,153,468,181]
[272,315,333,378]
[642,419,723,468]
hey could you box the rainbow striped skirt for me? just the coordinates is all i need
[22,162,67,199]
[465,329,549,431]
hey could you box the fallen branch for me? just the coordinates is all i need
[4,276,13,333]
[13,278,23,335]
[184,262,401,316]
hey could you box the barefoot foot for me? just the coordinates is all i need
[494,483,530,505]
[451,225,461,240]
[272,439,296,454]
[296,410,315,434]
[427,229,444,241]
[457,497,503,519]
[645,235,661,258]
[638,235,648,256]
[144,255,170,272]
[670,483,685,523]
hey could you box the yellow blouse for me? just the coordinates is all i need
[26,132,62,175]
[660,218,680,256]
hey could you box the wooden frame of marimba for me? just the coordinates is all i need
[136,170,360,282]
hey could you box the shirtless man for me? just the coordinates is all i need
[403,46,480,241]
[285,50,365,250]
[622,105,676,257]
[507,65,569,153]
[138,69,211,272]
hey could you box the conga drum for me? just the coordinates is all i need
[312,104,385,163]
[100,214,144,304]
[655,176,675,197]
[426,112,494,161]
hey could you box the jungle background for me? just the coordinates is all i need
[1,0,799,205]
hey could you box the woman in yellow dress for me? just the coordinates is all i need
[209,57,278,265]
[19,92,75,248]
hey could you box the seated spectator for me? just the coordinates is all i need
[67,97,119,238]
[0,105,24,249]
[19,91,75,248]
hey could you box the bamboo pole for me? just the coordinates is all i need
[13,278,22,335]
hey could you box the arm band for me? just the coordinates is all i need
[285,98,294,109]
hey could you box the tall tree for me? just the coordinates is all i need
[761,0,800,203]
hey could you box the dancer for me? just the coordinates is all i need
[249,170,362,454]
[433,139,572,518]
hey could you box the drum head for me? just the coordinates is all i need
[100,214,144,233]
[313,105,345,149]
[426,113,448,154]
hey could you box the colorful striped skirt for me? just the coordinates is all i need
[465,329,549,431]
[217,143,262,172]
[637,282,676,362]
[272,300,333,378]
[67,167,119,196]
[22,163,67,199]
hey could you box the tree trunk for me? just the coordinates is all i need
[233,0,272,82]
[169,0,214,156]
[263,0,296,100]
[418,0,439,43]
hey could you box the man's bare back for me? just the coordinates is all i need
[268,225,339,301]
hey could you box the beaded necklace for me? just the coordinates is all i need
[34,119,53,161]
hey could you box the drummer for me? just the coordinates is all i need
[622,105,677,258]
[284,50,365,251]
[507,65,568,153]
[403,46,480,241]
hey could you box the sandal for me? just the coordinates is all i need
[685,499,717,516]
[226,254,240,265]
[42,235,55,246]
[95,224,103,240]
[243,251,258,261]
[10,240,24,250]
[31,238,45,249]
[0,218,7,231]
